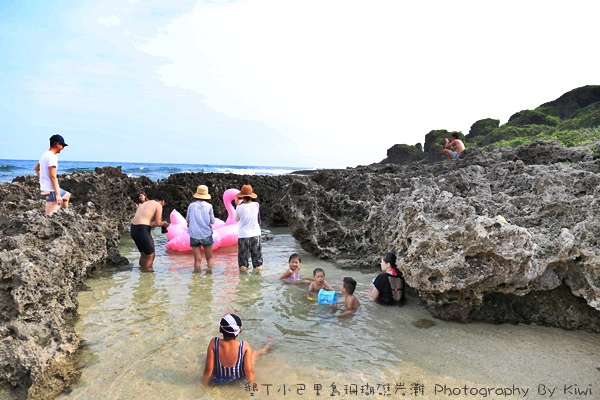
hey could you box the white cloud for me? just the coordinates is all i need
[98,15,122,27]
[139,0,600,166]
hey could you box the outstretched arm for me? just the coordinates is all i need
[252,336,274,365]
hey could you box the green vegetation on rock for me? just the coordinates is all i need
[465,85,600,152]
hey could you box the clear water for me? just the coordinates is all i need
[50,228,599,399]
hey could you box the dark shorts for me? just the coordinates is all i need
[44,189,69,203]
[238,236,262,268]
[190,235,214,248]
[130,224,155,255]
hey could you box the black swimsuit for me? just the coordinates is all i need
[130,224,155,255]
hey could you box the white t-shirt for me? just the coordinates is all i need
[234,202,261,238]
[38,150,58,192]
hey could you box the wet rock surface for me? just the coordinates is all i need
[1,140,599,397]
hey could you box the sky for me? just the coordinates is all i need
[0,0,598,168]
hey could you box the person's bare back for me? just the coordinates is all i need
[131,200,165,226]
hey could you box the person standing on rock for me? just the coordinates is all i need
[234,185,263,272]
[130,192,170,271]
[34,134,71,215]
[443,133,465,160]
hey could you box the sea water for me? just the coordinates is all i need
[0,159,308,183]
[47,228,600,400]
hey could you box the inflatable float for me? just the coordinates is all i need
[165,188,240,252]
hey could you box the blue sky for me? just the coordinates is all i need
[1,0,598,168]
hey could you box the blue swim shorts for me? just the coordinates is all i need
[190,235,214,248]
[450,151,460,159]
[44,189,69,203]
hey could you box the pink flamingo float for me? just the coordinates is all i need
[165,188,240,252]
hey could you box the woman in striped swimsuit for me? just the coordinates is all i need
[202,314,272,385]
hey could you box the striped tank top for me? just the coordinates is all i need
[210,337,246,384]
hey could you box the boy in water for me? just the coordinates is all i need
[332,277,361,318]
[306,268,334,299]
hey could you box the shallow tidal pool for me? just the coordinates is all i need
[47,228,600,399]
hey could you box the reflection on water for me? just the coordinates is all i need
[52,228,598,399]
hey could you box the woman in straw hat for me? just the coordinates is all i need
[186,185,216,272]
[234,184,263,272]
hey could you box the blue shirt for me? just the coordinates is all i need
[186,200,215,240]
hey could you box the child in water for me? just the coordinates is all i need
[202,314,273,385]
[331,277,361,317]
[279,253,311,283]
[306,268,334,299]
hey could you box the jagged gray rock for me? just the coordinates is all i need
[280,141,600,331]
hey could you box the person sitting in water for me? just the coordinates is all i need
[306,268,334,299]
[370,252,406,305]
[331,277,361,318]
[279,253,311,283]
[443,133,465,160]
[202,314,273,385]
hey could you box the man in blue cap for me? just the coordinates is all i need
[34,134,71,215]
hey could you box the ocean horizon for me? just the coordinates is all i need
[0,159,311,184]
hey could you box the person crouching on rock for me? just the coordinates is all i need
[443,132,465,160]
[370,252,406,305]
[130,192,170,272]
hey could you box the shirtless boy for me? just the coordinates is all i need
[443,133,465,160]
[334,277,361,318]
[130,192,170,271]
[306,268,334,299]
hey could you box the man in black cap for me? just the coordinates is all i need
[34,134,71,215]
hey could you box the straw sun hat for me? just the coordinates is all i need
[193,185,211,200]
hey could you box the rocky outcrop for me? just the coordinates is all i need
[279,141,600,332]
[467,118,500,140]
[380,143,425,164]
[0,171,134,399]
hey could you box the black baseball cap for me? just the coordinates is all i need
[49,134,68,147]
